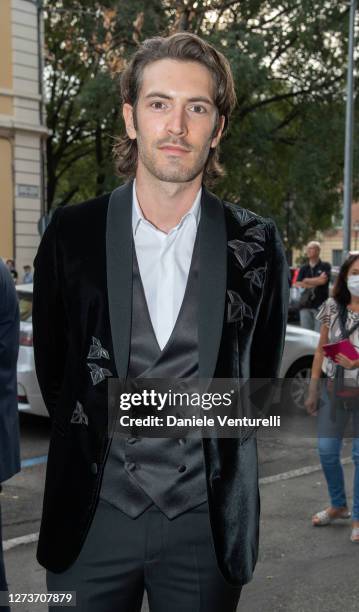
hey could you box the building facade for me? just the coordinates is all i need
[0,0,48,276]
[293,202,359,267]
[318,202,359,265]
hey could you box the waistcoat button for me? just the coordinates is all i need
[178,464,187,473]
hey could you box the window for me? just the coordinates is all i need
[332,249,343,267]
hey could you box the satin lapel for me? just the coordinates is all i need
[106,180,133,379]
[199,187,227,379]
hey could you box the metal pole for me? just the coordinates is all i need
[36,1,47,216]
[23,0,46,215]
[343,0,357,260]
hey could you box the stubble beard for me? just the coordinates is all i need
[136,134,212,184]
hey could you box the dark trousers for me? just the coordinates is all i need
[0,485,10,612]
[47,499,242,612]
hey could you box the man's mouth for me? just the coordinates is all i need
[158,144,191,155]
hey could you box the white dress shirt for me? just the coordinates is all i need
[132,180,201,350]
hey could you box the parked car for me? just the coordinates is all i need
[16,284,319,417]
[279,324,319,410]
[16,283,46,417]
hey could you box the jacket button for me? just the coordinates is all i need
[127,437,139,445]
[90,462,98,475]
[125,462,137,472]
[177,464,187,473]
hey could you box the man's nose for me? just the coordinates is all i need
[166,107,187,137]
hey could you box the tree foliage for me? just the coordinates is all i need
[43,0,359,248]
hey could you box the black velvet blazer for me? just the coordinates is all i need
[0,260,21,484]
[32,180,290,585]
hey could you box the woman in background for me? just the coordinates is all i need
[305,253,359,543]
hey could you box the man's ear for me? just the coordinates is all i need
[123,103,137,140]
[210,115,225,149]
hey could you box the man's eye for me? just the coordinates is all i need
[190,105,206,113]
[151,101,166,109]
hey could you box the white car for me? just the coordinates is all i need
[16,283,46,416]
[16,284,319,417]
[279,325,319,409]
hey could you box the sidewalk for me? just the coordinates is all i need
[4,462,359,612]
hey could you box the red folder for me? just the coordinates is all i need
[323,339,359,361]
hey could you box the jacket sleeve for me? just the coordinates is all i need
[33,209,68,419]
[0,262,20,482]
[250,220,290,380]
[296,266,304,282]
[0,262,19,384]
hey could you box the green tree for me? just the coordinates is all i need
[44,0,358,249]
[44,0,165,208]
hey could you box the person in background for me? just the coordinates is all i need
[5,260,18,286]
[22,265,33,284]
[305,253,359,543]
[295,241,331,332]
[0,260,21,610]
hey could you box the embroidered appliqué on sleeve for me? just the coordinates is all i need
[244,266,266,290]
[71,401,89,426]
[227,205,256,226]
[87,363,113,385]
[228,240,264,268]
[227,290,254,325]
[244,224,267,243]
[87,337,110,360]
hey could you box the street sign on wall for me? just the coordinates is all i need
[17,184,40,199]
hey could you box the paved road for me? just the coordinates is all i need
[3,463,359,612]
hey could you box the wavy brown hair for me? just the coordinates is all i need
[113,32,237,186]
[332,253,359,306]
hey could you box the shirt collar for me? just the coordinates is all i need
[309,259,322,268]
[132,178,201,236]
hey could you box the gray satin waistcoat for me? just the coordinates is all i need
[100,235,207,518]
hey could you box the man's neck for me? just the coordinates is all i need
[309,257,320,266]
[135,166,202,233]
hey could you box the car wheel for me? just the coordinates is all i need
[283,357,313,411]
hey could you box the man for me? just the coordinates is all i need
[33,33,289,611]
[0,260,21,611]
[22,265,33,284]
[295,241,331,332]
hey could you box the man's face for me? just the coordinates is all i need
[307,245,320,259]
[123,59,225,183]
